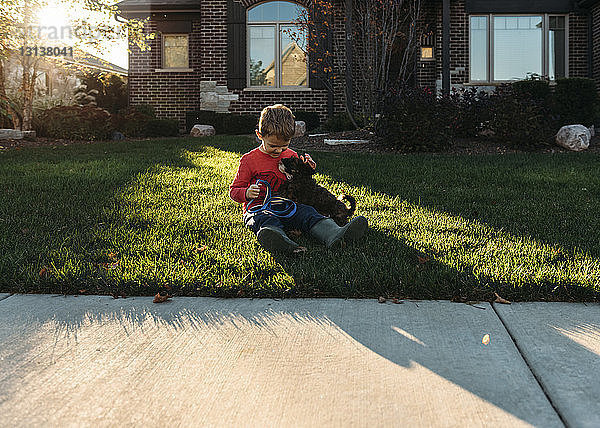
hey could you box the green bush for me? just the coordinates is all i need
[375,86,454,152]
[489,84,556,148]
[322,111,364,132]
[553,78,599,127]
[146,119,180,137]
[132,103,156,118]
[186,111,258,135]
[111,110,152,138]
[36,106,112,140]
[511,79,551,101]
[221,113,258,134]
[294,111,321,131]
[186,111,224,133]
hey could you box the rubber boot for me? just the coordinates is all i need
[309,217,368,249]
[257,226,300,253]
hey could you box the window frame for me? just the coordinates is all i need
[468,13,569,84]
[161,33,190,70]
[246,2,309,89]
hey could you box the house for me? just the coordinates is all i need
[115,0,600,131]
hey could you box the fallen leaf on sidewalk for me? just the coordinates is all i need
[378,296,386,303]
[482,334,490,345]
[392,298,403,304]
[494,292,511,304]
[153,293,172,303]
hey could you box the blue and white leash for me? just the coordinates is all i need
[247,179,297,218]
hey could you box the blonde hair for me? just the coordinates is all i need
[258,104,296,141]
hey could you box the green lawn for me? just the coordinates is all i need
[0,136,598,301]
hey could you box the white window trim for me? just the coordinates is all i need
[246,6,309,89]
[160,33,190,70]
[469,13,569,84]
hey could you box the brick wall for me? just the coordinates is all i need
[127,0,345,131]
[415,0,592,91]
[593,5,600,90]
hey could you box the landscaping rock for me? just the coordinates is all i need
[555,125,591,151]
[293,121,306,138]
[112,131,125,141]
[190,125,216,137]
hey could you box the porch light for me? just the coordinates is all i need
[420,47,434,60]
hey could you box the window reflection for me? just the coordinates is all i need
[248,1,308,88]
[494,15,542,80]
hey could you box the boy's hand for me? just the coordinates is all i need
[300,153,316,169]
[245,183,262,200]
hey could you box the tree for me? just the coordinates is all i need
[293,0,422,129]
[0,0,151,130]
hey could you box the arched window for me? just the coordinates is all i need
[247,1,308,88]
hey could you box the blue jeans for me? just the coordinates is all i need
[243,203,327,235]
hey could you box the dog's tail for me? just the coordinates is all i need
[337,194,356,217]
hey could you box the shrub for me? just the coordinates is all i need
[186,111,258,135]
[375,86,455,152]
[186,111,224,133]
[294,110,321,131]
[488,84,556,148]
[36,106,112,140]
[553,78,599,127]
[132,103,156,118]
[511,79,551,101]
[146,119,180,137]
[110,110,152,138]
[450,87,493,138]
[322,111,364,132]
[221,113,258,134]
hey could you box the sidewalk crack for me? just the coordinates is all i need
[492,302,569,428]
[0,293,15,302]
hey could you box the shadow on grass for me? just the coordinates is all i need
[2,295,598,425]
[311,151,600,259]
[1,137,598,302]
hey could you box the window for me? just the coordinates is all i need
[162,34,189,69]
[247,1,308,88]
[469,15,567,82]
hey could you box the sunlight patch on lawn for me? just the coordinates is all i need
[319,173,600,290]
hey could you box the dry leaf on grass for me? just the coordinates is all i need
[378,296,386,303]
[494,292,511,304]
[417,256,430,264]
[153,293,172,303]
[293,246,307,254]
[482,334,490,345]
[38,267,48,278]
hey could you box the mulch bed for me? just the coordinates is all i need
[290,129,600,155]
[2,131,600,155]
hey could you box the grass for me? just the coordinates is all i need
[0,136,598,301]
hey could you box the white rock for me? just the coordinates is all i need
[293,121,306,138]
[555,125,591,151]
[324,139,369,146]
[190,125,216,137]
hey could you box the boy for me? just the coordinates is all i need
[229,104,368,253]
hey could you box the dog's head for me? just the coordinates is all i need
[278,156,315,180]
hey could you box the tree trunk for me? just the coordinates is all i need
[0,58,21,129]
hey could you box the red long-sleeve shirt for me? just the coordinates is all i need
[229,147,299,213]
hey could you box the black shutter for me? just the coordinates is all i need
[308,1,330,90]
[227,0,246,89]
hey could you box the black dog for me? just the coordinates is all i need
[278,156,356,226]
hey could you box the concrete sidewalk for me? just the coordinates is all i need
[0,294,598,427]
